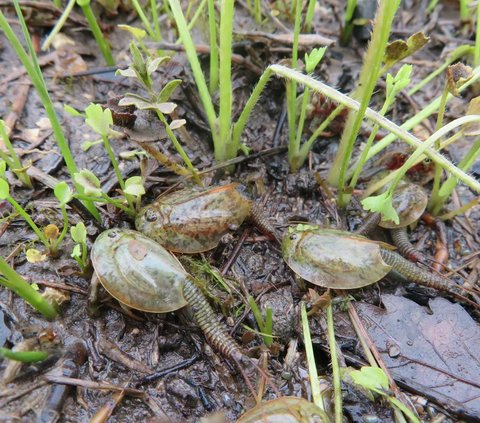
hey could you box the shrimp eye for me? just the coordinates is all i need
[289,234,298,241]
[145,209,158,222]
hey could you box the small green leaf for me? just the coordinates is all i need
[85,104,113,136]
[116,67,137,78]
[64,105,83,117]
[71,222,87,244]
[74,169,102,197]
[81,139,102,151]
[386,64,412,99]
[305,47,327,74]
[147,56,170,76]
[158,79,182,102]
[117,24,147,40]
[0,178,10,199]
[54,181,73,205]
[351,366,389,393]
[123,176,145,197]
[361,192,399,224]
[71,243,81,259]
[170,119,186,130]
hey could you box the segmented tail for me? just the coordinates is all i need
[390,227,426,263]
[182,278,245,363]
[380,248,478,307]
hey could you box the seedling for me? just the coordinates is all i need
[288,47,327,172]
[76,0,115,66]
[247,295,274,347]
[0,120,32,188]
[117,43,201,185]
[0,256,57,319]
[70,222,88,273]
[349,367,420,422]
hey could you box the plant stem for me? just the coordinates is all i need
[232,68,273,148]
[0,347,48,362]
[326,295,343,423]
[327,0,401,206]
[77,0,115,66]
[304,0,317,32]
[270,64,480,193]
[219,0,234,161]
[428,84,449,211]
[167,0,218,155]
[52,205,69,252]
[432,137,480,214]
[42,0,76,51]
[207,0,218,94]
[131,0,158,40]
[0,257,57,319]
[150,0,162,42]
[300,302,325,411]
[6,195,49,247]
[101,134,125,190]
[287,0,302,169]
[156,111,202,185]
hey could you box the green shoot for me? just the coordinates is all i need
[289,47,327,172]
[350,367,420,423]
[325,295,343,422]
[286,0,302,166]
[429,63,472,212]
[0,256,57,319]
[73,169,136,216]
[328,0,401,206]
[340,0,357,45]
[70,222,88,273]
[349,65,412,191]
[51,182,73,253]
[207,0,218,93]
[76,0,115,66]
[0,2,100,221]
[84,104,125,191]
[131,0,162,42]
[0,120,32,188]
[0,347,48,363]
[117,43,201,185]
[42,0,76,51]
[300,302,325,411]
[0,178,50,248]
[247,295,273,347]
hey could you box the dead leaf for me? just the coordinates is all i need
[356,295,480,416]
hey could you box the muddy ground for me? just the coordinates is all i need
[1,1,480,422]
